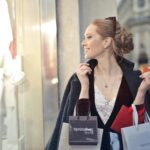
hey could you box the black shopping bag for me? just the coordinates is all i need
[69,116,98,145]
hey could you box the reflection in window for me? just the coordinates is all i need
[0,0,26,149]
[40,0,59,146]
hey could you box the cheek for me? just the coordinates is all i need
[89,40,98,48]
[92,44,104,56]
[91,41,102,51]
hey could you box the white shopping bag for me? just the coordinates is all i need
[121,104,150,150]
[58,123,103,150]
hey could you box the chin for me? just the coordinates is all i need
[84,55,90,59]
[84,55,95,60]
[84,54,91,59]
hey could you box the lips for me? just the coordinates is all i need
[84,47,89,49]
[84,48,90,51]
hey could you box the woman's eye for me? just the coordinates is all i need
[87,36,92,39]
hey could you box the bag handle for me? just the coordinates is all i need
[132,104,150,125]
[132,104,138,126]
[145,111,150,122]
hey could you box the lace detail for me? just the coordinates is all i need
[95,85,116,124]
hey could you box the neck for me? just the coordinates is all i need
[95,53,120,76]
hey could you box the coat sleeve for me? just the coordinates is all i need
[76,99,90,116]
[45,75,75,150]
[111,104,144,133]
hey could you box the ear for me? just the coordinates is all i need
[103,37,112,49]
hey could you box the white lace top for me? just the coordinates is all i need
[94,85,116,124]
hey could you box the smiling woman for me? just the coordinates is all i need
[82,24,107,59]
[0,0,121,150]
[46,17,150,150]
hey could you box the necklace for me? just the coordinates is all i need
[102,75,116,89]
[99,66,116,89]
[94,66,119,103]
[104,77,116,102]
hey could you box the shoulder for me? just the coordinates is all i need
[116,56,135,71]
[68,73,79,83]
[123,68,142,99]
[117,56,142,75]
[62,73,80,99]
[65,73,80,89]
[123,68,142,84]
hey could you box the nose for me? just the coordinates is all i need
[81,39,86,47]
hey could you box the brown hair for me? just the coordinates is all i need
[91,17,134,56]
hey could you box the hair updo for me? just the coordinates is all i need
[91,17,134,56]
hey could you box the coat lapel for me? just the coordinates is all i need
[123,70,142,99]
[117,56,142,99]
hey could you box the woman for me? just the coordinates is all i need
[46,17,150,150]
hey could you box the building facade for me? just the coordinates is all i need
[118,0,150,68]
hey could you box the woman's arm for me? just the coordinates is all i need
[76,63,92,99]
[111,71,150,133]
[75,63,92,115]
[134,71,150,105]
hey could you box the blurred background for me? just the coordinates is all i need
[0,0,150,149]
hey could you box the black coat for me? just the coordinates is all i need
[45,57,150,150]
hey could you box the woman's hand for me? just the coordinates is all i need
[134,70,150,105]
[76,63,92,99]
[139,71,150,93]
[76,63,92,86]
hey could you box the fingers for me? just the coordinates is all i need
[140,71,150,80]
[138,71,150,93]
[76,63,92,76]
[140,71,150,87]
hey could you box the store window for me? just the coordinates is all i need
[40,0,59,146]
[0,0,58,149]
[0,0,25,149]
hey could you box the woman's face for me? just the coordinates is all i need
[82,24,106,59]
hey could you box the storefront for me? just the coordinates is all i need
[0,0,58,149]
[0,0,117,149]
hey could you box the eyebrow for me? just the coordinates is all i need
[84,33,92,36]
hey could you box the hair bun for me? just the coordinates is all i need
[123,33,134,53]
[114,23,134,55]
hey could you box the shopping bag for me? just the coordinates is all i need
[58,122,103,150]
[69,116,98,145]
[121,104,150,150]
